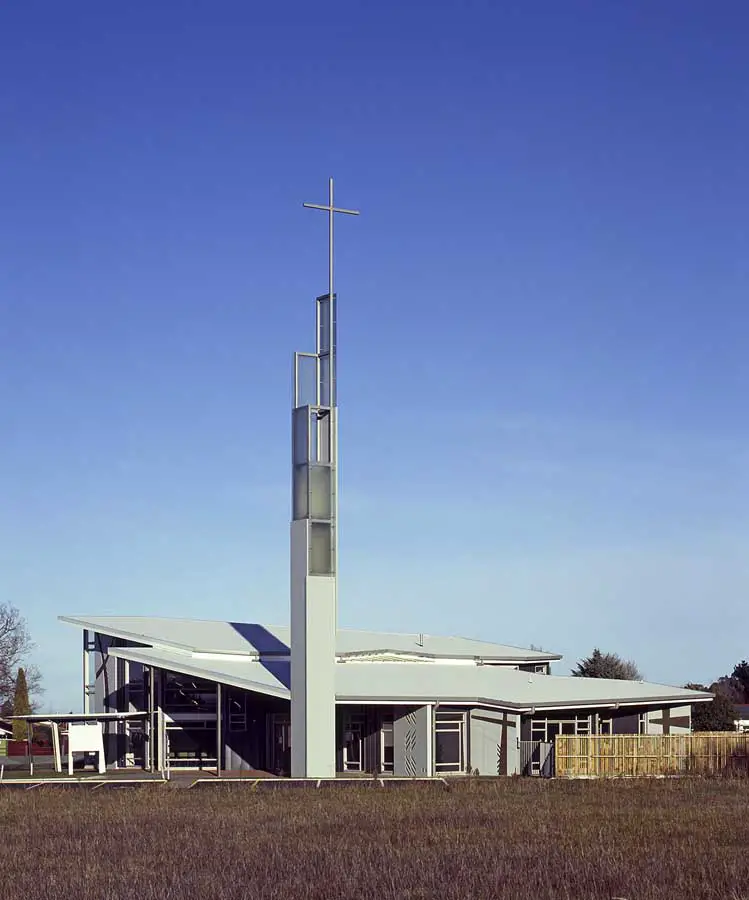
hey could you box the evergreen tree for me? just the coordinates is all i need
[685,683,738,732]
[12,667,31,742]
[571,648,643,680]
[730,661,749,703]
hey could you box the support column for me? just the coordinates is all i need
[82,629,95,714]
[155,671,165,774]
[146,666,154,773]
[216,682,222,778]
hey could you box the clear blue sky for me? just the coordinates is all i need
[1,1,747,711]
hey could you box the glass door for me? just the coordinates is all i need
[342,713,365,772]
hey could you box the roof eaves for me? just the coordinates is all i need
[59,615,203,656]
[530,692,713,710]
[338,649,562,663]
[335,690,712,710]
[335,694,530,711]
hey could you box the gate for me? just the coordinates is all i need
[520,740,554,777]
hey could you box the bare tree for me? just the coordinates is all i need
[0,602,43,712]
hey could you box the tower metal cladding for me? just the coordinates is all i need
[290,179,358,778]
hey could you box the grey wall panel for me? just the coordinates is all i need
[393,705,431,776]
[470,710,519,776]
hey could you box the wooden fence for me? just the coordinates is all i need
[555,733,749,777]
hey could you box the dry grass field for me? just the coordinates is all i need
[1,778,748,899]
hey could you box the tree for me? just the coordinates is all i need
[571,648,643,680]
[11,667,31,742]
[730,660,749,703]
[0,602,42,714]
[685,683,738,732]
[710,675,744,705]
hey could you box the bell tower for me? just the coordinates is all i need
[290,179,358,778]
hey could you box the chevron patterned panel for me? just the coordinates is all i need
[404,728,417,776]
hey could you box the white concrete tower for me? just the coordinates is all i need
[290,179,358,778]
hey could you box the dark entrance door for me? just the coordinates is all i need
[269,715,291,776]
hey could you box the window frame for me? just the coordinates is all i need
[434,710,466,774]
[530,714,592,743]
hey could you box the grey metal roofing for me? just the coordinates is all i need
[59,615,561,662]
[105,644,712,712]
[335,663,712,710]
[109,645,290,699]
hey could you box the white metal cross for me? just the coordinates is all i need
[303,177,359,306]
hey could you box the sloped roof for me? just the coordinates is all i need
[109,645,290,698]
[59,615,560,662]
[105,644,712,711]
[336,663,711,710]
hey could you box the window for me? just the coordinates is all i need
[638,713,647,735]
[531,715,591,742]
[534,664,548,675]
[531,720,547,741]
[598,718,613,735]
[228,693,247,732]
[164,674,217,713]
[435,711,465,773]
[126,662,144,712]
[380,717,394,773]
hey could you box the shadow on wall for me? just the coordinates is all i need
[229,623,290,689]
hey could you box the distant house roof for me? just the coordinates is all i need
[59,615,561,663]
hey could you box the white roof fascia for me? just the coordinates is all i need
[59,615,199,655]
[338,649,561,664]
